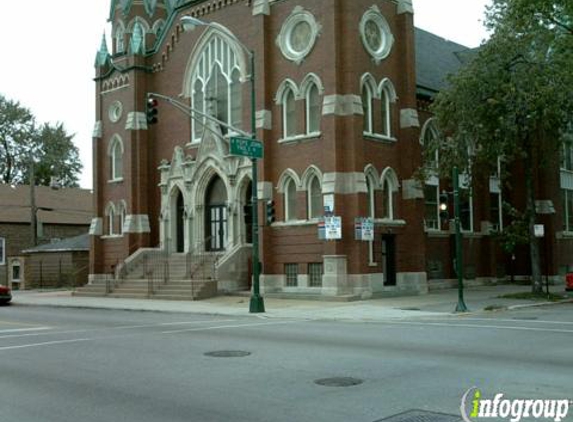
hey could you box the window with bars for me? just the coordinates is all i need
[308,263,323,287]
[285,263,298,287]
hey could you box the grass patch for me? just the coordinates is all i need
[498,292,568,302]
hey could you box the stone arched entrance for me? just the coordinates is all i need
[205,176,228,251]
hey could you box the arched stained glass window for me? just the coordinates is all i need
[190,35,243,143]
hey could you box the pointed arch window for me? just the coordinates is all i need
[105,203,117,236]
[283,88,297,139]
[189,35,244,143]
[308,175,322,219]
[115,24,126,54]
[285,178,298,221]
[421,119,441,230]
[306,83,321,135]
[118,202,127,235]
[380,86,391,138]
[108,135,123,182]
[362,83,374,134]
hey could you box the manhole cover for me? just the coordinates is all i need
[314,377,363,387]
[204,350,251,358]
[512,316,538,320]
[374,409,462,422]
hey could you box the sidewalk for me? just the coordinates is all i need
[10,284,572,321]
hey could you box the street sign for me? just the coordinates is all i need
[322,216,342,240]
[230,136,264,159]
[534,224,545,238]
[355,217,374,241]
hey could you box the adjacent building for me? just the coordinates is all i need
[0,185,92,289]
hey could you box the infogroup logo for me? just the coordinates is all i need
[460,387,571,422]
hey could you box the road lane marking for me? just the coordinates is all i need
[453,317,573,326]
[382,320,573,334]
[0,338,91,351]
[162,319,306,334]
[0,319,238,340]
[0,327,52,334]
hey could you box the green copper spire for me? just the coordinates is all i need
[95,33,111,67]
[129,23,145,55]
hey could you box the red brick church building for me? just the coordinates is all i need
[88,0,573,299]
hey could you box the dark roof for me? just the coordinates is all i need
[415,28,476,97]
[23,233,90,254]
[0,185,92,225]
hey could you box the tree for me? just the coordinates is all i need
[0,94,82,187]
[0,95,36,184]
[430,0,573,293]
[26,123,82,188]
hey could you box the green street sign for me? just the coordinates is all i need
[230,136,264,159]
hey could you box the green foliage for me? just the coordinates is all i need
[494,204,529,254]
[0,94,82,187]
[429,0,573,292]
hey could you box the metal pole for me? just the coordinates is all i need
[249,51,265,313]
[30,161,37,246]
[453,166,468,312]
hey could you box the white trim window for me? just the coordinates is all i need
[307,175,322,219]
[108,135,124,182]
[361,75,397,140]
[285,177,298,222]
[305,83,321,135]
[114,21,126,54]
[563,189,573,233]
[381,170,398,220]
[105,203,117,236]
[118,202,127,235]
[380,85,391,138]
[190,34,243,143]
[459,182,474,233]
[283,87,297,139]
[561,139,573,171]
[0,237,5,266]
[424,183,440,230]
[362,81,374,134]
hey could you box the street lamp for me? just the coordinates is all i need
[181,16,265,313]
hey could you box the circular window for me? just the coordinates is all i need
[360,6,394,63]
[277,7,321,64]
[108,101,123,123]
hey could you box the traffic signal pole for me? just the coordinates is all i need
[453,166,468,312]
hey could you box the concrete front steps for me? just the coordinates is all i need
[74,278,217,301]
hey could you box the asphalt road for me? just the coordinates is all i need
[1,304,572,422]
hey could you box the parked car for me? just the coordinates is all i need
[0,285,12,305]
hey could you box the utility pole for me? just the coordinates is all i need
[30,160,37,246]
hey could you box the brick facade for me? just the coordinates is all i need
[90,0,573,298]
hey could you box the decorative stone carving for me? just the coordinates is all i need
[276,7,321,65]
[359,6,394,64]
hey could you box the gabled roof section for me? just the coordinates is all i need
[23,234,90,254]
[0,185,92,225]
[415,28,476,98]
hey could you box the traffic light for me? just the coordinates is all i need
[439,191,449,222]
[265,200,276,225]
[146,95,158,124]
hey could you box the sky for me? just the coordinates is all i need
[0,0,491,189]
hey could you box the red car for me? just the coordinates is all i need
[0,285,11,305]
